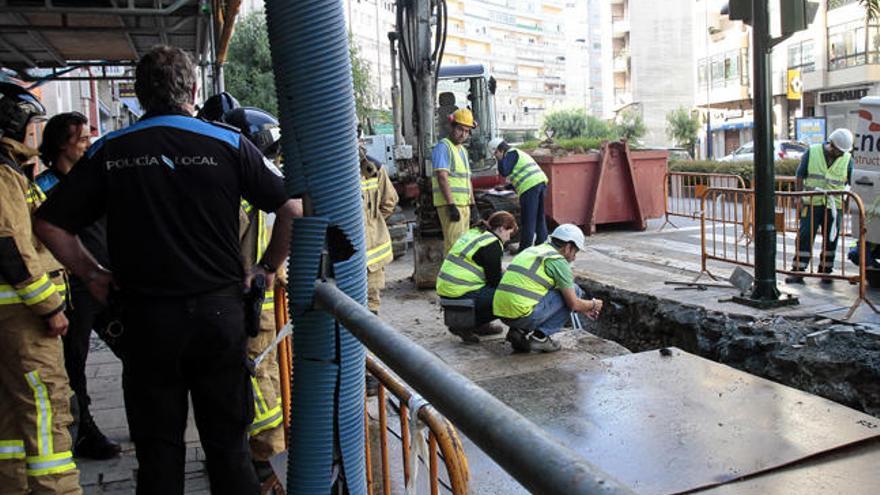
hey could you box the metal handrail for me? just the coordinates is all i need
[314,281,635,495]
[365,354,470,494]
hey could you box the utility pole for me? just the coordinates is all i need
[725,0,818,308]
[746,0,782,304]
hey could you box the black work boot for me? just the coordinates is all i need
[74,410,121,460]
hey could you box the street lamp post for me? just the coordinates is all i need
[575,38,589,112]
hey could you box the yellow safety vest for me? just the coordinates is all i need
[507,148,547,196]
[241,199,275,311]
[803,143,849,209]
[436,228,501,298]
[493,243,563,319]
[432,138,472,206]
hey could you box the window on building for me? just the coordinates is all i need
[698,60,708,89]
[724,52,739,82]
[788,39,816,72]
[711,55,724,89]
[828,20,880,70]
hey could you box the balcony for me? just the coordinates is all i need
[612,17,630,37]
[613,53,630,73]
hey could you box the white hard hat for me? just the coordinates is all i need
[550,224,587,252]
[829,128,854,152]
[487,137,505,154]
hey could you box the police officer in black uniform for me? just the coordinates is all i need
[34,45,301,495]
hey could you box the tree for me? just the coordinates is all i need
[666,106,700,155]
[349,36,375,123]
[226,12,277,115]
[862,0,880,21]
[225,12,376,121]
[542,108,588,139]
[613,108,646,143]
[542,109,617,140]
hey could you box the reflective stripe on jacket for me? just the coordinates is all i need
[507,148,547,195]
[241,199,274,308]
[803,143,849,209]
[362,164,398,271]
[432,138,472,206]
[493,243,563,319]
[436,228,501,298]
[0,143,65,316]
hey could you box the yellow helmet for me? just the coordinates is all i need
[449,108,477,129]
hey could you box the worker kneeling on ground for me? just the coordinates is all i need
[494,224,603,353]
[489,138,548,252]
[437,211,518,343]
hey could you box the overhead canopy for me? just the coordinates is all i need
[0,1,240,79]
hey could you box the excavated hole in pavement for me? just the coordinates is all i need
[575,277,880,417]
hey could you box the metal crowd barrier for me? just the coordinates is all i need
[700,187,879,319]
[660,171,746,230]
[365,354,470,495]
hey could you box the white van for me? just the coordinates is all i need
[851,96,880,244]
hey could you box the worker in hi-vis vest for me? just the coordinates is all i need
[489,138,549,252]
[436,211,518,343]
[493,224,604,353]
[786,128,854,285]
[432,108,476,255]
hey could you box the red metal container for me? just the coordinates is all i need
[535,141,668,234]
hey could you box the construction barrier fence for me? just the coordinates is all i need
[700,187,879,319]
[661,172,746,229]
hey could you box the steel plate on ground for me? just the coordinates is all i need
[474,348,880,494]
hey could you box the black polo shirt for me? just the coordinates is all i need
[36,111,287,297]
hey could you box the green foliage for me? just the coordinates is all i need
[613,109,646,143]
[349,36,375,123]
[666,107,700,154]
[541,108,619,141]
[225,12,376,121]
[226,12,277,115]
[669,159,801,186]
[519,136,606,154]
[862,0,880,22]
[541,108,588,139]
[584,115,617,140]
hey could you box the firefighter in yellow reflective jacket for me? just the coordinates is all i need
[226,106,287,481]
[493,224,604,354]
[432,108,476,254]
[0,82,81,494]
[361,146,399,313]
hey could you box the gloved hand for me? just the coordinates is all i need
[447,204,461,222]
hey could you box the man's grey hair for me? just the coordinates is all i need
[135,45,196,114]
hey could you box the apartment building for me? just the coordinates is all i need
[593,0,695,147]
[443,0,572,140]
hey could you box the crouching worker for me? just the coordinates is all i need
[494,224,603,353]
[437,211,518,343]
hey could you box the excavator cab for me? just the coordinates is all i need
[436,65,497,175]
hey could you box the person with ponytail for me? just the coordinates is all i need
[436,211,518,343]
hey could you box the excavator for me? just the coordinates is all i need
[380,0,513,288]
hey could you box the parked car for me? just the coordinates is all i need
[718,140,808,162]
[667,147,694,161]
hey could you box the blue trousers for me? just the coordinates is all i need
[502,285,584,336]
[518,183,548,252]
[792,205,842,272]
[452,285,497,326]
